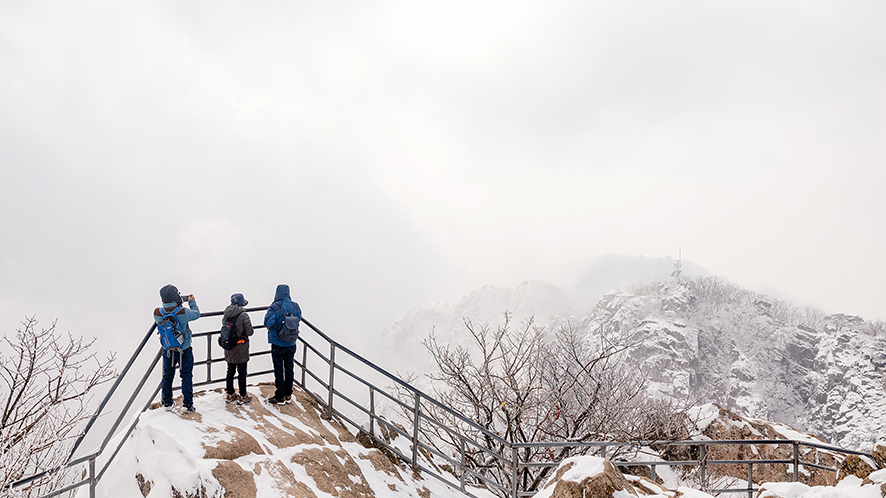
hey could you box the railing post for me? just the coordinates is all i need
[699,444,707,491]
[650,464,657,482]
[512,446,519,498]
[412,392,421,468]
[89,457,96,498]
[327,343,336,419]
[460,436,467,493]
[206,334,212,383]
[748,462,753,498]
[601,445,607,459]
[793,442,800,482]
[301,345,307,387]
[369,386,376,436]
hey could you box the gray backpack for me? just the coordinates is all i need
[272,303,300,343]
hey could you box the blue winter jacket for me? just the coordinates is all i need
[264,284,301,347]
[154,299,201,350]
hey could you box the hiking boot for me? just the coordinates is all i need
[283,395,291,405]
[267,395,285,405]
[237,394,252,405]
[163,403,174,412]
[183,405,197,413]
[225,393,240,404]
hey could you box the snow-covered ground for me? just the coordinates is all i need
[757,475,886,498]
[75,382,886,498]
[80,384,494,498]
[71,386,886,498]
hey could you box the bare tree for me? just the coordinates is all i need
[1,317,116,498]
[415,313,546,477]
[801,306,825,332]
[407,312,689,496]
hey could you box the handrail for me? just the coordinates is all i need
[68,323,157,460]
[8,307,877,498]
[300,317,512,447]
[512,438,854,449]
[294,317,878,497]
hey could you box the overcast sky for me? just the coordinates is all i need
[1,1,885,359]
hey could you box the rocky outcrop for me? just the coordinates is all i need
[211,460,257,498]
[872,442,886,468]
[838,455,875,482]
[693,404,839,487]
[535,456,680,498]
[96,384,465,498]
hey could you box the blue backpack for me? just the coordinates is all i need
[157,306,185,352]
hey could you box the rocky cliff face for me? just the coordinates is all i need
[383,276,886,451]
[584,279,886,450]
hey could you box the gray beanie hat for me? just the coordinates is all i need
[160,284,182,306]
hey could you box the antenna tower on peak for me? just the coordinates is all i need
[670,247,682,279]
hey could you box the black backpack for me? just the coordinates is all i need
[272,303,300,343]
[218,312,247,350]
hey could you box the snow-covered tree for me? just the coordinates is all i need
[1,317,115,498]
[414,311,689,496]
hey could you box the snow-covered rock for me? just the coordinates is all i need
[757,473,884,498]
[533,455,714,498]
[531,449,883,498]
[686,403,841,487]
[86,384,492,498]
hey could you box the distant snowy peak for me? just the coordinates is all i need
[382,280,596,372]
[384,256,710,357]
[384,274,886,451]
[575,254,710,298]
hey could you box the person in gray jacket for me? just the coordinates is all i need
[223,293,254,404]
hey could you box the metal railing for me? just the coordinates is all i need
[286,318,880,498]
[7,308,878,498]
[509,438,874,498]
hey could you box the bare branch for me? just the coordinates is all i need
[1,316,116,497]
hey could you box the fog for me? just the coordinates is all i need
[1,1,885,367]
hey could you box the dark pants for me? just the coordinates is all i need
[226,362,248,396]
[161,347,194,407]
[271,343,297,398]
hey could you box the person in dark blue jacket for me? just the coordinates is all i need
[153,284,201,413]
[263,284,301,405]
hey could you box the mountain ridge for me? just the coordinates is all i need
[383,264,886,450]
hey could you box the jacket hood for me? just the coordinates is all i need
[273,284,291,302]
[223,304,245,320]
